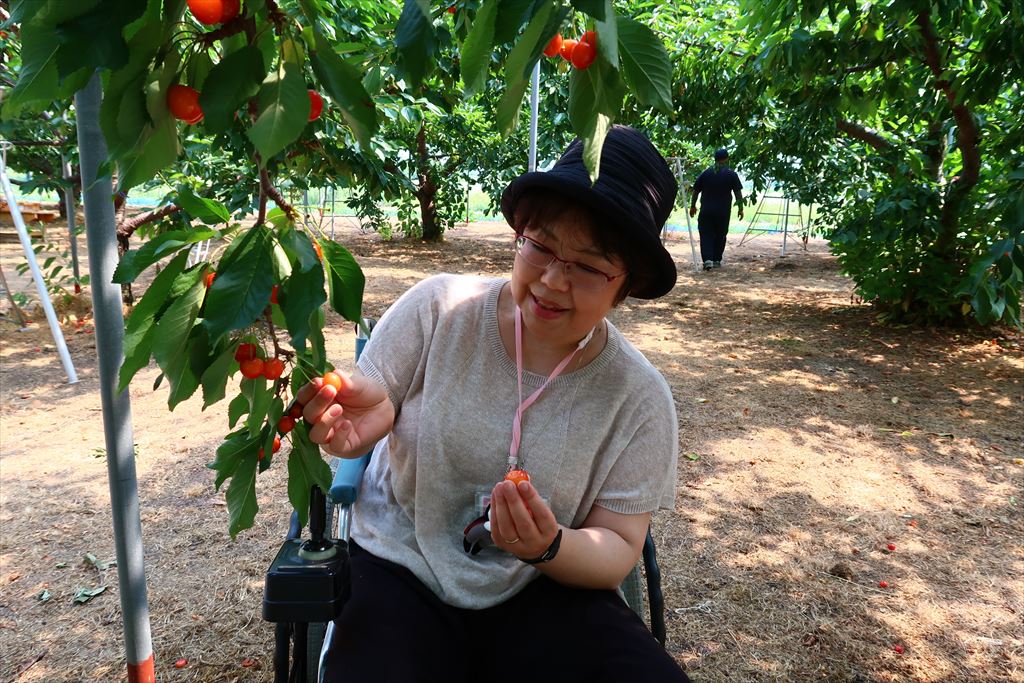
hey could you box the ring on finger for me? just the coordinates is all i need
[504,537,520,544]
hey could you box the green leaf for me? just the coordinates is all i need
[1,22,87,119]
[258,398,285,472]
[282,257,327,351]
[504,0,554,83]
[243,377,273,439]
[247,62,309,163]
[286,422,333,528]
[198,45,265,133]
[395,0,434,89]
[152,270,206,409]
[117,115,181,193]
[208,430,256,491]
[114,228,218,284]
[227,392,250,429]
[54,0,146,78]
[460,0,500,96]
[495,1,567,134]
[175,187,231,225]
[310,36,379,150]
[118,251,190,392]
[592,0,618,68]
[494,0,534,45]
[568,60,623,179]
[226,450,259,538]
[617,17,673,113]
[203,226,276,342]
[278,226,319,273]
[200,343,237,409]
[322,241,364,323]
[570,0,606,20]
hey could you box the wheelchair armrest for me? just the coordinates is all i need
[329,453,371,505]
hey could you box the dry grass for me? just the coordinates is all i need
[1,219,1022,682]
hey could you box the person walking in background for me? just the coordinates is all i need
[689,148,743,270]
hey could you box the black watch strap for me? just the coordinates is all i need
[521,528,563,565]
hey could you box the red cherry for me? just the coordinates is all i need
[263,357,285,380]
[505,469,530,485]
[204,271,216,288]
[167,84,203,122]
[447,5,456,13]
[240,357,264,379]
[571,40,597,70]
[894,645,904,654]
[559,38,578,61]
[886,543,896,551]
[278,416,296,435]
[234,343,258,362]
[308,90,324,122]
[174,658,188,668]
[543,34,563,58]
[219,0,240,23]
[288,403,304,419]
[878,580,889,588]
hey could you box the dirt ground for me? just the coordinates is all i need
[1,215,1022,682]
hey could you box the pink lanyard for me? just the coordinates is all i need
[507,306,594,472]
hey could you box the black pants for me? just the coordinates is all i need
[322,542,690,683]
[697,210,731,262]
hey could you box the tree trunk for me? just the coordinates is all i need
[415,124,442,242]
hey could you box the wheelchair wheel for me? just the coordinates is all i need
[306,621,328,682]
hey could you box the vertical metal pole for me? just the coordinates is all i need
[61,153,81,288]
[782,197,790,256]
[0,142,78,382]
[75,73,155,683]
[528,62,540,172]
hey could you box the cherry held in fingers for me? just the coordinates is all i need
[505,469,530,485]
[322,371,345,391]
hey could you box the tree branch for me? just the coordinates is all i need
[836,119,893,151]
[915,10,980,188]
[117,204,181,239]
[259,168,298,222]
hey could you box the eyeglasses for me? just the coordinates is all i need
[513,234,625,291]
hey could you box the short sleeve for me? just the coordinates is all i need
[593,380,678,515]
[356,276,442,413]
[693,170,706,193]
[732,171,742,192]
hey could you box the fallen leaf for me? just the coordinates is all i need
[37,589,51,602]
[891,396,900,404]
[695,398,709,404]
[685,453,700,461]
[72,586,107,604]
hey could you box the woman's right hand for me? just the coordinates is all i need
[294,370,395,458]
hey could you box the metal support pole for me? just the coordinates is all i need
[782,196,790,256]
[61,152,81,289]
[528,62,540,172]
[0,141,78,383]
[75,73,155,683]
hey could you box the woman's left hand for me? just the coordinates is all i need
[489,479,560,560]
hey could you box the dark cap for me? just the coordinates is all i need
[714,148,729,160]
[500,125,678,299]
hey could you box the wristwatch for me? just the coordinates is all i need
[520,528,563,565]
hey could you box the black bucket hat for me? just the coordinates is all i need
[714,148,729,160]
[500,125,678,299]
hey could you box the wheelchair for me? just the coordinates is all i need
[262,319,667,683]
